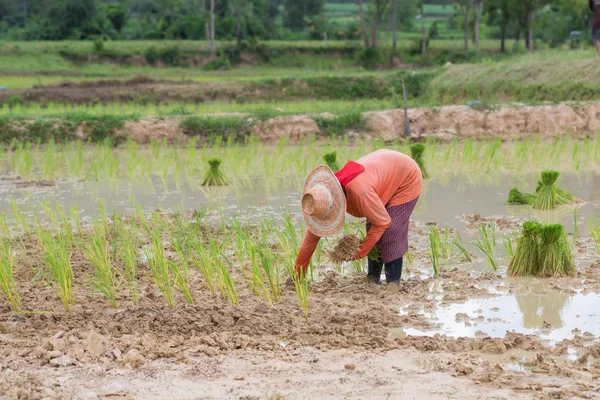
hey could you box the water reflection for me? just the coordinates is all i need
[391,287,600,343]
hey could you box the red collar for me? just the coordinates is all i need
[334,161,365,187]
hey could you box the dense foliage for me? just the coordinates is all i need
[0,0,594,50]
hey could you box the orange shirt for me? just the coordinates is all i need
[295,149,423,269]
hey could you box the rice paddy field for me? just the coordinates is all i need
[2,38,600,400]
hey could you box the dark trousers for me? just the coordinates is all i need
[367,257,403,284]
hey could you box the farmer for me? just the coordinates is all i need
[294,149,422,288]
[590,0,600,57]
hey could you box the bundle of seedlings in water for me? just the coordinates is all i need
[328,234,361,264]
[507,188,536,205]
[410,144,429,179]
[323,151,340,172]
[532,170,576,210]
[201,158,228,186]
[508,221,541,277]
[538,224,575,277]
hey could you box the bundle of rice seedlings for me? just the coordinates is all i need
[328,234,361,264]
[201,158,228,186]
[532,170,559,210]
[323,151,340,172]
[410,144,429,179]
[533,170,575,207]
[507,188,536,205]
[508,221,541,276]
[538,224,575,277]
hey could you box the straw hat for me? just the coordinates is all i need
[301,165,346,237]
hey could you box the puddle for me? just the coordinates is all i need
[391,290,600,344]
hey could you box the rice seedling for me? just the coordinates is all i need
[429,226,440,276]
[503,232,517,259]
[81,222,118,308]
[190,239,216,295]
[215,255,240,305]
[451,231,472,262]
[201,158,228,186]
[428,225,451,259]
[538,224,575,277]
[508,221,542,276]
[410,143,429,179]
[118,225,140,303]
[323,151,340,172]
[588,218,600,255]
[257,246,281,302]
[473,223,498,271]
[144,229,175,308]
[284,259,310,319]
[10,200,32,239]
[0,238,21,311]
[37,229,74,311]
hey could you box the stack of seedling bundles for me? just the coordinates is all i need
[508,220,575,277]
[507,170,575,210]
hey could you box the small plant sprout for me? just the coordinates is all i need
[144,229,175,308]
[202,158,228,186]
[429,226,440,276]
[285,260,310,319]
[190,239,216,295]
[410,143,429,179]
[589,218,600,255]
[323,151,340,172]
[503,231,517,259]
[473,223,498,271]
[119,226,140,303]
[38,228,74,311]
[0,238,21,311]
[81,222,118,308]
[451,231,472,262]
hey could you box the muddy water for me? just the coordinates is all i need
[391,289,600,344]
[2,172,600,228]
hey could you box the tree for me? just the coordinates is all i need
[357,0,369,47]
[454,0,472,51]
[391,0,397,56]
[236,0,242,45]
[474,0,483,51]
[486,0,514,52]
[209,0,216,56]
[368,0,390,47]
[105,3,127,33]
[283,0,323,31]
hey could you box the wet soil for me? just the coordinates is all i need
[1,218,600,399]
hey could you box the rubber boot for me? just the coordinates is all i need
[367,257,384,284]
[384,257,403,285]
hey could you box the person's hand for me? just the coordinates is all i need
[350,251,364,261]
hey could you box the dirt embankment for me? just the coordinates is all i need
[121,103,600,144]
